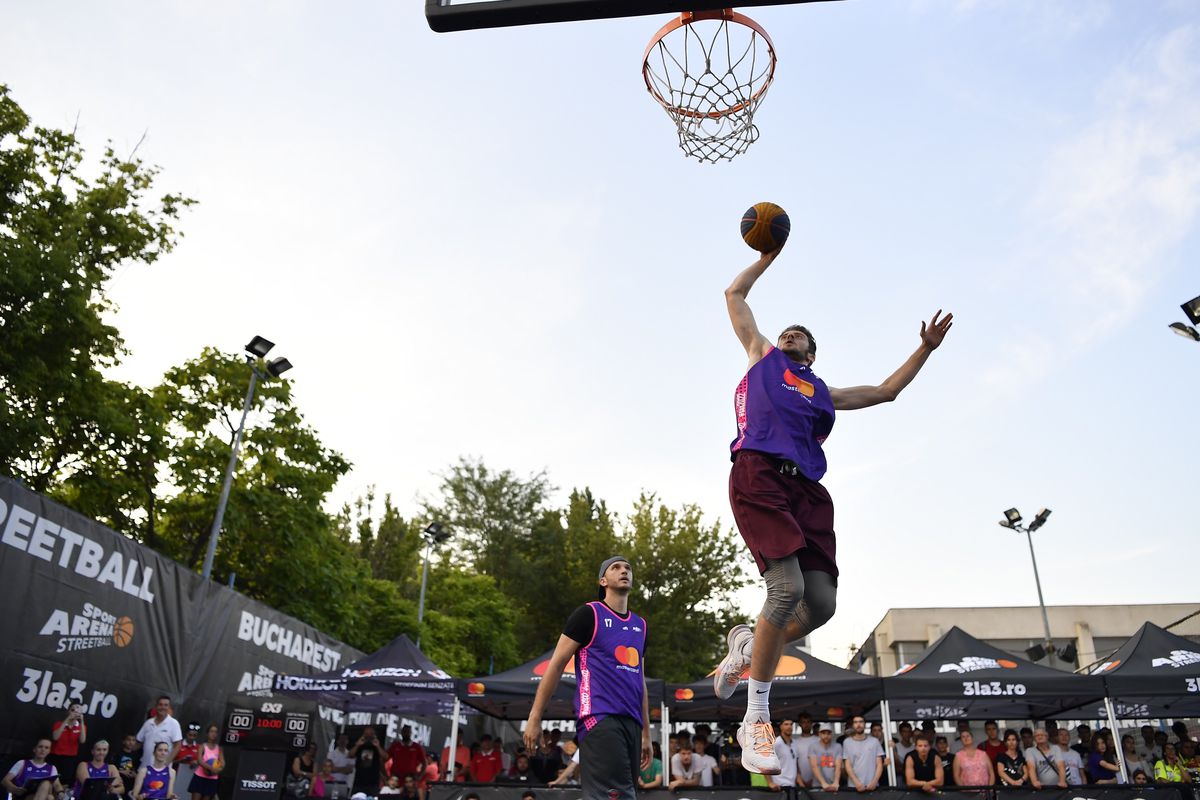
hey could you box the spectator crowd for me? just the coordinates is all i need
[7,702,1198,800]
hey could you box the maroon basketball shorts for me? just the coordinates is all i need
[728,449,838,580]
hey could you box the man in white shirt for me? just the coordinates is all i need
[668,743,705,791]
[135,696,182,766]
[794,714,818,789]
[768,720,799,799]
[691,736,719,788]
[328,733,355,798]
[1054,729,1086,786]
[893,723,916,786]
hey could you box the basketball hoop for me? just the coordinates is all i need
[642,9,777,163]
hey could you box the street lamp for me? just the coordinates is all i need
[1169,295,1200,342]
[1169,322,1200,341]
[200,336,294,581]
[998,507,1074,669]
[416,522,451,648]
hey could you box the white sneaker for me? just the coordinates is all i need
[738,714,781,775]
[713,623,753,699]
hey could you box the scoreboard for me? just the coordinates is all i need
[223,698,311,751]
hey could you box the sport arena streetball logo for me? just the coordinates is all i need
[1151,650,1200,669]
[40,603,134,654]
[938,656,1018,674]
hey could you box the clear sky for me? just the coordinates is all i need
[4,0,1198,669]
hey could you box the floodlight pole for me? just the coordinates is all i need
[1020,523,1056,667]
[417,537,433,648]
[201,362,261,582]
[416,523,447,648]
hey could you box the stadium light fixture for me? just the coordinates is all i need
[1028,508,1052,532]
[1026,644,1046,662]
[417,522,452,648]
[1183,295,1200,326]
[1169,322,1200,342]
[245,336,275,358]
[201,337,295,581]
[266,357,293,377]
[999,508,1022,529]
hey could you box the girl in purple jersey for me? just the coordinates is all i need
[523,556,651,800]
[74,740,125,800]
[716,241,953,774]
[133,743,177,800]
[3,739,63,800]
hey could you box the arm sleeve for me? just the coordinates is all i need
[562,605,595,644]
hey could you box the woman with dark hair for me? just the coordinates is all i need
[189,725,223,800]
[995,731,1028,788]
[1087,737,1119,784]
[1153,743,1184,784]
[289,743,318,798]
[75,740,124,800]
[132,742,177,800]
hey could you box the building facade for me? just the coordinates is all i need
[850,604,1200,676]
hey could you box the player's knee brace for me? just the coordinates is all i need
[760,559,804,628]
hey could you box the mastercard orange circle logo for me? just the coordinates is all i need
[615,646,640,667]
[776,655,807,676]
[467,682,485,695]
[827,707,845,718]
[997,660,1018,669]
[675,688,694,700]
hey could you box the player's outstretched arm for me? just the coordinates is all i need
[830,310,953,411]
[523,634,581,753]
[725,247,783,366]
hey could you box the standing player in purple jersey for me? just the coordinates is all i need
[716,244,953,774]
[524,557,652,800]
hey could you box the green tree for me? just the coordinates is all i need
[422,565,519,675]
[0,84,192,491]
[623,493,752,681]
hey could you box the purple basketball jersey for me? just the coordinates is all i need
[730,347,835,480]
[574,602,646,738]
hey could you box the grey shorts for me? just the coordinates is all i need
[579,714,641,800]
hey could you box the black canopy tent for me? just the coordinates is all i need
[273,633,457,714]
[457,649,666,719]
[1093,621,1200,717]
[880,626,1106,721]
[666,641,883,721]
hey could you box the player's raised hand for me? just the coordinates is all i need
[920,310,953,350]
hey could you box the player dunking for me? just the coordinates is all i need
[524,557,651,800]
[714,245,953,774]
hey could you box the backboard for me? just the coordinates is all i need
[426,0,839,33]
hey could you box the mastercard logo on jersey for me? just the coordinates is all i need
[783,370,815,397]
[614,646,640,667]
[147,781,165,791]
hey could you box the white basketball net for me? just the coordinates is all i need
[643,11,776,163]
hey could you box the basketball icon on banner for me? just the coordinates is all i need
[113,617,134,647]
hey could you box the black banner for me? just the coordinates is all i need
[0,476,362,763]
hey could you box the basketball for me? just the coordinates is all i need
[112,616,134,647]
[740,202,790,252]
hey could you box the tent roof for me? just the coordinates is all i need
[1091,621,1200,717]
[881,626,1105,720]
[667,643,882,722]
[274,634,456,713]
[458,650,665,720]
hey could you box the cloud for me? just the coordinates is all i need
[979,22,1200,391]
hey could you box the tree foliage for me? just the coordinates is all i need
[1,86,753,681]
[0,84,192,491]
